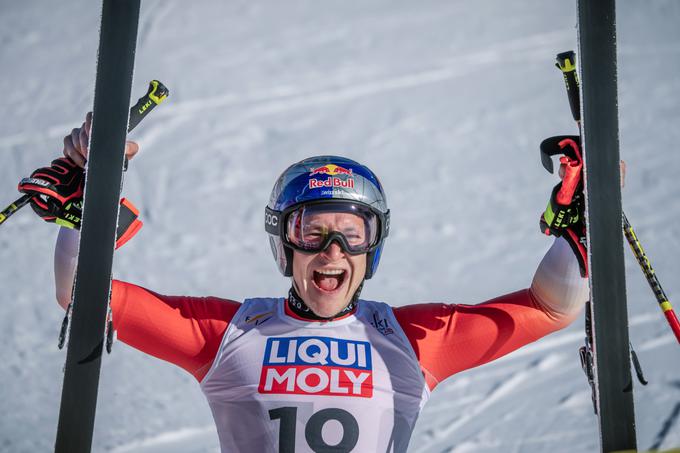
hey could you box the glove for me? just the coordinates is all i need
[19,157,84,228]
[18,157,142,249]
[539,137,588,277]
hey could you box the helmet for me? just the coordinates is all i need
[265,156,390,279]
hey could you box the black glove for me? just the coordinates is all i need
[18,157,142,249]
[539,137,588,277]
[18,157,84,228]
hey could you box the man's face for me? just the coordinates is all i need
[291,212,368,318]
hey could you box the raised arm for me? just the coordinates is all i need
[393,135,595,390]
[109,281,241,381]
[394,237,587,390]
[51,111,139,309]
[54,199,241,381]
[51,113,241,381]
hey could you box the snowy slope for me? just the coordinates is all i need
[1,1,679,452]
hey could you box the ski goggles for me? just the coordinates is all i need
[265,201,389,255]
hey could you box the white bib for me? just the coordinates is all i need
[200,298,429,452]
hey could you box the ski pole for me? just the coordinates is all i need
[623,213,680,342]
[0,79,169,228]
[556,50,680,344]
[555,51,581,129]
[0,194,32,225]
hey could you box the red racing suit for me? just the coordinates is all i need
[54,229,587,452]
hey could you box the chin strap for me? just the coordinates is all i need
[287,283,363,321]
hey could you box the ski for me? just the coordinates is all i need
[576,0,637,451]
[55,0,141,452]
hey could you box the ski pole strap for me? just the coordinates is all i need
[555,50,581,123]
[539,135,581,174]
[629,346,648,386]
[579,301,597,414]
[579,303,648,415]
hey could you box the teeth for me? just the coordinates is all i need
[316,269,344,276]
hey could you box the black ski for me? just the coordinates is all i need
[55,0,141,451]
[577,0,637,451]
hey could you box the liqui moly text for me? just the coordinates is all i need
[259,337,373,398]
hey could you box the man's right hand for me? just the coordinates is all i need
[63,111,140,168]
[18,113,144,246]
[18,157,85,228]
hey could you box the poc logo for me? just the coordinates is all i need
[265,212,279,227]
[258,337,373,398]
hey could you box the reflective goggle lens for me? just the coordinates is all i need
[285,203,379,254]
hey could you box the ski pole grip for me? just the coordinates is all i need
[556,51,581,123]
[127,80,169,132]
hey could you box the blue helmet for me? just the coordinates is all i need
[265,156,390,279]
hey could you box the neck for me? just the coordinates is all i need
[286,284,362,321]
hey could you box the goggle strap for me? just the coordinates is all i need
[264,206,282,235]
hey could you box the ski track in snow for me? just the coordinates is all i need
[136,0,174,50]
[410,310,674,452]
[0,30,570,152]
[143,30,572,123]
[649,402,680,451]
[412,354,565,453]
[109,425,218,453]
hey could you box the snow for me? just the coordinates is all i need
[1,0,679,451]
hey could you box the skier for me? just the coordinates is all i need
[29,113,589,452]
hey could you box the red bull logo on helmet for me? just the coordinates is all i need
[309,164,353,176]
[308,165,355,189]
[258,336,373,398]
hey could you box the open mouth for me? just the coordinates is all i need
[313,269,347,293]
